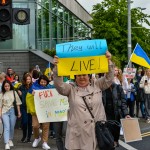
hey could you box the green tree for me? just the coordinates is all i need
[43,49,56,57]
[89,0,150,68]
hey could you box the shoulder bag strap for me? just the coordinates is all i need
[13,90,16,103]
[82,96,121,127]
[82,96,95,119]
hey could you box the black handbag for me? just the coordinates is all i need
[13,90,18,116]
[82,96,116,150]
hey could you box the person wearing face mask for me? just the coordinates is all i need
[53,51,114,150]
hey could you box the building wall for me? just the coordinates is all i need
[0,52,29,78]
[58,0,92,28]
[29,52,51,74]
[0,51,52,79]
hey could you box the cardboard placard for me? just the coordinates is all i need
[121,118,142,143]
[34,89,69,123]
[123,68,137,79]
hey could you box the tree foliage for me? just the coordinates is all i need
[89,0,150,68]
[43,49,56,57]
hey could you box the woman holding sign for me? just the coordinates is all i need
[53,51,114,150]
[28,75,51,150]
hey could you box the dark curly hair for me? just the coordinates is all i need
[38,75,49,86]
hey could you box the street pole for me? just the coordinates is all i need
[127,0,132,67]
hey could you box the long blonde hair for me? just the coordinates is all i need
[115,67,123,84]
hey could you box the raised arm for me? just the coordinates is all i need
[53,56,71,96]
[95,51,114,91]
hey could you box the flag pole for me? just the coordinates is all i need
[48,62,51,77]
[126,43,138,68]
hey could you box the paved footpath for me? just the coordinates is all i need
[0,117,149,150]
[0,128,57,150]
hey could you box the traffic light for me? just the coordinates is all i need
[13,8,30,25]
[0,0,12,40]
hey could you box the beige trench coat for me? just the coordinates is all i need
[53,64,114,150]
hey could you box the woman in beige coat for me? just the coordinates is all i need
[53,51,114,150]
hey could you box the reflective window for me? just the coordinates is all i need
[42,0,49,39]
[58,5,63,19]
[37,0,92,48]
[0,0,92,50]
[52,0,57,14]
[52,15,57,48]
[57,19,63,43]
[64,9,69,23]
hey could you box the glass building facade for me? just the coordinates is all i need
[0,0,92,51]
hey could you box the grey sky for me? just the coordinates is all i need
[77,0,150,28]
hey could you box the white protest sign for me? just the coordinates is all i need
[123,68,137,79]
[34,89,69,123]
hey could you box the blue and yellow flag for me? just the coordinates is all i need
[130,43,150,69]
[44,62,51,77]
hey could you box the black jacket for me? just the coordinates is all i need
[102,83,129,120]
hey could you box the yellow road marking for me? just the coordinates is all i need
[141,132,150,137]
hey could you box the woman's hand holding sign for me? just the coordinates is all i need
[53,55,59,66]
[105,51,111,60]
[105,51,113,65]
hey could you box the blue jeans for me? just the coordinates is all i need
[140,101,146,118]
[2,107,16,144]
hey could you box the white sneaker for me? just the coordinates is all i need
[5,143,10,150]
[146,119,150,123]
[32,137,41,148]
[120,127,124,135]
[8,140,14,147]
[42,142,50,150]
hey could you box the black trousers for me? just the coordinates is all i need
[108,123,120,142]
[53,121,67,150]
[21,107,32,140]
[127,99,135,117]
[106,111,120,142]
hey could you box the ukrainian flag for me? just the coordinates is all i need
[130,43,150,68]
[44,62,51,77]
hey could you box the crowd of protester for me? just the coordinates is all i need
[0,55,149,150]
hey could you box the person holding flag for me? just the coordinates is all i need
[131,43,150,123]
[130,43,150,69]
[44,62,51,77]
